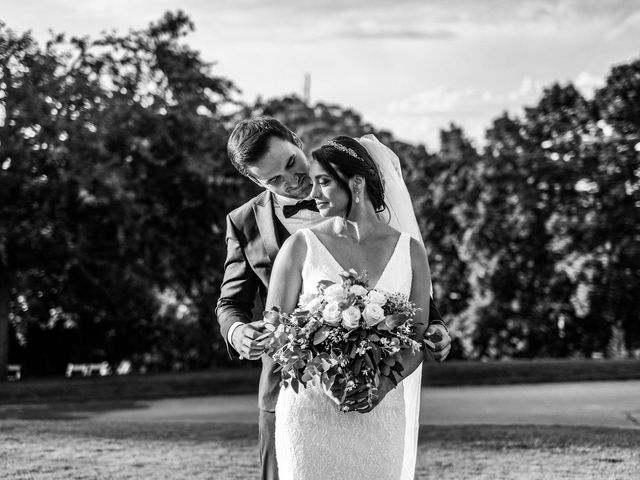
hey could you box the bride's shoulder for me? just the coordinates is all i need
[272,231,308,277]
[279,229,309,260]
[378,223,402,241]
[379,226,423,255]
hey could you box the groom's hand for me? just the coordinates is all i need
[231,320,269,360]
[424,324,451,362]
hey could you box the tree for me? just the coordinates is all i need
[457,75,640,358]
[0,12,245,377]
[408,125,480,358]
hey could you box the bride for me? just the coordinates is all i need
[265,135,431,480]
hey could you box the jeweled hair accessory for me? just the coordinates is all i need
[327,141,361,161]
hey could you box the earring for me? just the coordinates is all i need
[354,177,363,204]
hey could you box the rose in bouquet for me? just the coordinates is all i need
[263,269,422,411]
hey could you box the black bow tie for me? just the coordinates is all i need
[282,199,319,218]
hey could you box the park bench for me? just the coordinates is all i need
[7,364,21,381]
[65,361,112,378]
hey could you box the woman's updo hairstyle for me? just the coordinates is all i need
[311,136,387,217]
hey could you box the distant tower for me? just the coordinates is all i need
[303,73,311,104]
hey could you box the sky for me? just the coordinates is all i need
[3,0,640,149]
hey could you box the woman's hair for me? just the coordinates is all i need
[311,136,386,217]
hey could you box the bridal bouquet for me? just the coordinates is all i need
[263,269,422,410]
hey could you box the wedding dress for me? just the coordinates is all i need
[275,228,416,480]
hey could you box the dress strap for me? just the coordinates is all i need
[400,232,411,255]
[394,232,411,266]
[300,229,330,282]
[375,231,412,294]
[403,232,413,271]
[299,228,312,246]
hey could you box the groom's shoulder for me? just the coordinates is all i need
[227,190,270,226]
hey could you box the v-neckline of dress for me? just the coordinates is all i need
[306,229,404,290]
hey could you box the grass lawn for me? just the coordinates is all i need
[1,421,638,479]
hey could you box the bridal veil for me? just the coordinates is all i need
[358,134,427,480]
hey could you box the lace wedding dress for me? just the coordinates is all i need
[275,228,417,480]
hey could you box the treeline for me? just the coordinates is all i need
[1,13,638,376]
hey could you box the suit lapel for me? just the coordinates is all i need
[252,192,280,264]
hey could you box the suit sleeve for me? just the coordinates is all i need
[215,215,261,354]
[428,296,448,331]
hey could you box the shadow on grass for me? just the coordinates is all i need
[0,369,262,404]
[418,424,640,449]
[0,400,148,420]
[0,420,259,443]
[2,420,639,448]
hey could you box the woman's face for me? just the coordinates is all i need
[308,157,350,217]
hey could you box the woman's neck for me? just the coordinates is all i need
[333,204,380,243]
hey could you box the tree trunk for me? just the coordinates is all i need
[0,266,9,381]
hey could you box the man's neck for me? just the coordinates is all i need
[273,192,305,206]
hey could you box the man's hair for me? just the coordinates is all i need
[227,116,303,177]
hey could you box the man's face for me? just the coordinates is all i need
[247,137,312,199]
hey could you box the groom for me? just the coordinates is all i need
[216,116,451,480]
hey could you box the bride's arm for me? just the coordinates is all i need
[346,236,430,413]
[265,231,307,315]
[404,236,431,358]
[384,237,430,381]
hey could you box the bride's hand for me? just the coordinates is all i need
[341,377,393,414]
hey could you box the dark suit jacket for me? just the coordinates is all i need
[216,190,445,412]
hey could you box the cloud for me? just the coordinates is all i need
[388,87,479,116]
[605,6,640,39]
[292,0,640,44]
[387,77,545,118]
[380,69,616,146]
[19,0,637,46]
[573,72,605,99]
[507,77,545,101]
[202,0,633,43]
[382,77,549,147]
[368,109,490,150]
[340,26,456,41]
[298,0,640,30]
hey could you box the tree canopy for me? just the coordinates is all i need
[1,12,252,375]
[1,13,638,377]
